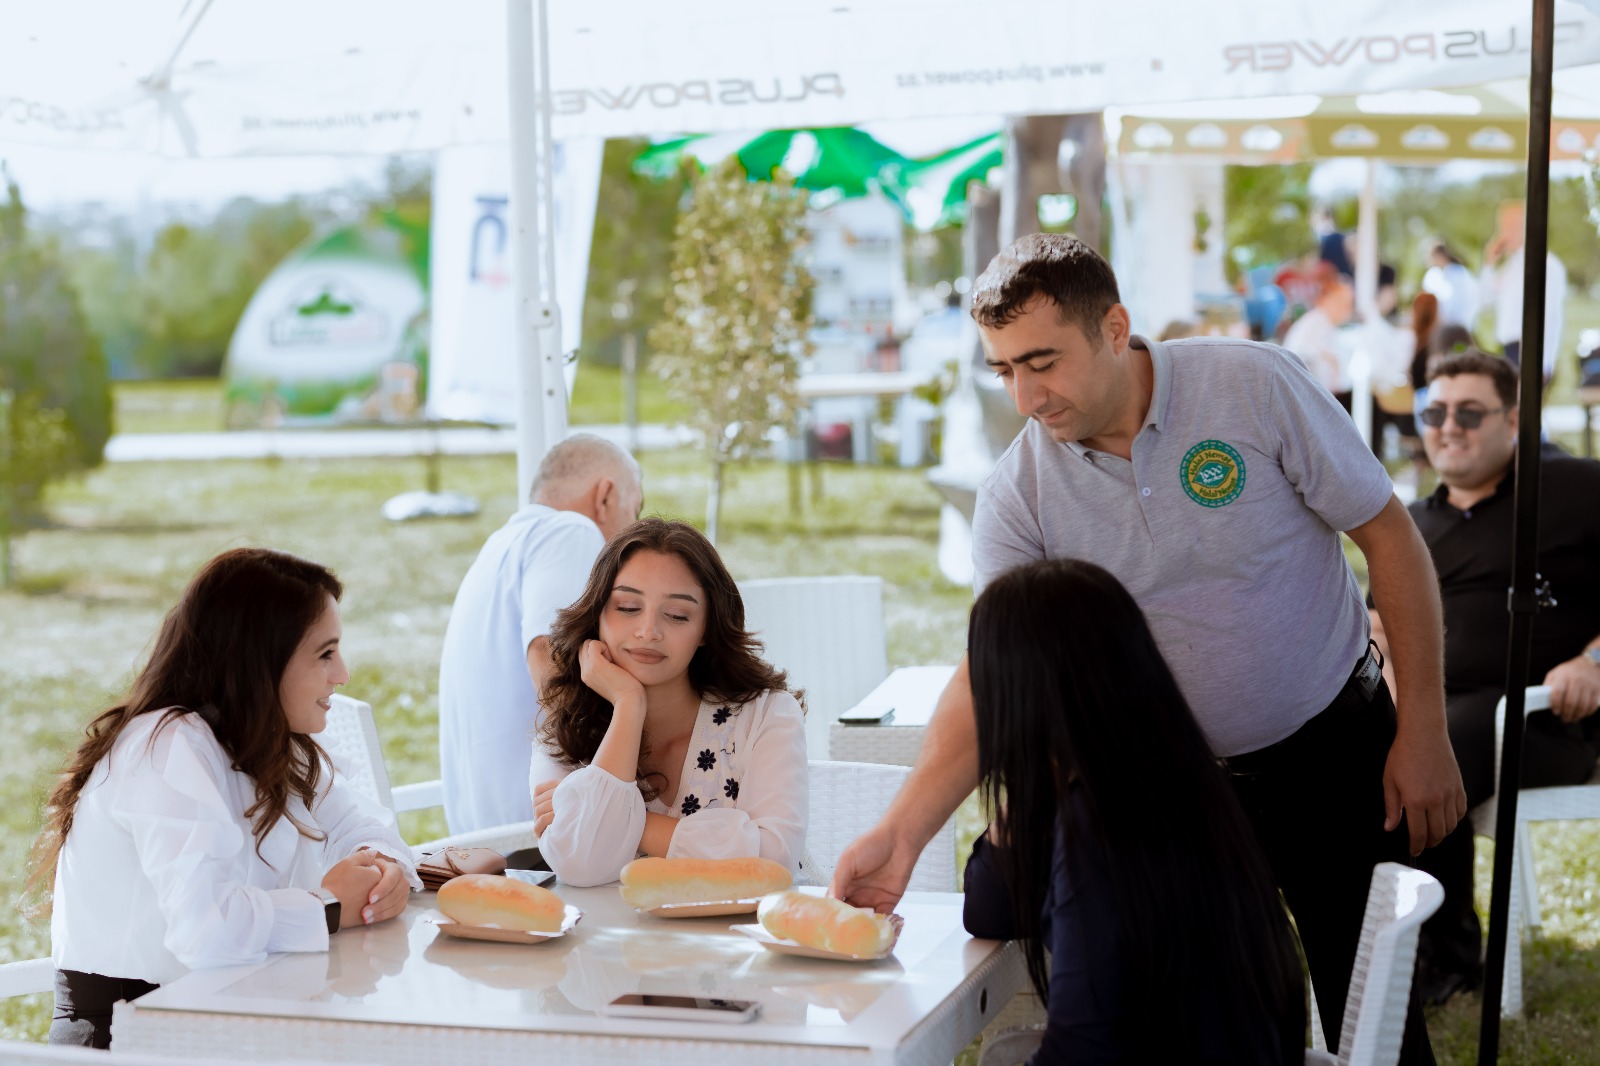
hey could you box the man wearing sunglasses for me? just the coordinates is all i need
[1370,349,1600,1005]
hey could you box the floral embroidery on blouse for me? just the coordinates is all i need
[675,700,744,821]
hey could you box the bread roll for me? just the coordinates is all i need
[618,856,793,909]
[757,890,895,957]
[437,874,565,932]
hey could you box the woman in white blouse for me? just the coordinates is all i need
[30,548,420,1048]
[531,518,808,887]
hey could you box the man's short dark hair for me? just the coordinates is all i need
[970,233,1120,345]
[1427,349,1518,409]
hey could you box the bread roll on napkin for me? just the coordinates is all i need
[618,856,792,909]
[437,873,565,932]
[757,890,896,957]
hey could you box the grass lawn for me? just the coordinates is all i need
[4,383,1596,1060]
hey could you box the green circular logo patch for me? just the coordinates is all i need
[1180,440,1246,507]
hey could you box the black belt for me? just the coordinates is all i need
[1222,642,1385,776]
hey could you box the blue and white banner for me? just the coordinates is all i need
[426,140,602,424]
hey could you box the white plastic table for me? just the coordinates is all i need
[113,883,1020,1066]
[828,665,958,767]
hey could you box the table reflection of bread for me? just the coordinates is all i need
[619,856,792,909]
[758,890,896,957]
[438,874,565,931]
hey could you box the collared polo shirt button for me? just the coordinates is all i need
[1141,487,1151,497]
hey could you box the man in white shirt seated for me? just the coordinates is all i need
[438,434,643,833]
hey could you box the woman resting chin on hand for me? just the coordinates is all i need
[530,518,808,888]
[30,548,421,1049]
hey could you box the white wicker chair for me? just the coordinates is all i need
[804,760,957,892]
[1468,685,1600,1018]
[974,864,1441,1066]
[739,577,890,762]
[317,694,442,816]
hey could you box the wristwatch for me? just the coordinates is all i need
[1585,647,1600,669]
[313,888,341,934]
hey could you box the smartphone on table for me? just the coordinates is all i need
[837,703,894,726]
[600,993,762,1023]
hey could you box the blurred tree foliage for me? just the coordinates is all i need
[582,138,682,369]
[58,198,319,379]
[650,158,813,543]
[1366,168,1600,297]
[1222,162,1315,285]
[0,172,111,520]
[1222,162,1600,299]
[49,157,435,384]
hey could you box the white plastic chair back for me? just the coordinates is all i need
[804,760,956,892]
[1335,864,1443,1066]
[739,576,889,761]
[315,694,395,812]
[0,958,53,999]
[1466,685,1600,1017]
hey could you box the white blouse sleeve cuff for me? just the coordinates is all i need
[264,888,331,954]
[346,842,424,892]
[539,765,646,887]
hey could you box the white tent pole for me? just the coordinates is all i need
[506,0,554,502]
[534,0,569,451]
[1350,157,1379,450]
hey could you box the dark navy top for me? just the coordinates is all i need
[962,792,1291,1065]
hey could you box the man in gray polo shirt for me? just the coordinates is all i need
[832,234,1464,1062]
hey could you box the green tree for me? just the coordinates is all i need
[583,138,682,368]
[134,198,318,378]
[1223,163,1315,285]
[0,173,112,581]
[650,158,814,543]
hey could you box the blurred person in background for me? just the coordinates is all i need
[1421,243,1480,329]
[1282,265,1356,410]
[1480,201,1566,385]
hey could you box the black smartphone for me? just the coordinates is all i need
[837,703,895,726]
[600,994,761,1023]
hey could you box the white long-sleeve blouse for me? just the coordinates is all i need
[52,709,420,985]
[531,690,808,888]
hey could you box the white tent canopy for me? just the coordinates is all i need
[7,1,1600,155]
[6,0,1598,493]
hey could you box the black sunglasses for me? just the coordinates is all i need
[1418,404,1507,430]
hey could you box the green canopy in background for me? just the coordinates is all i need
[876,131,1004,230]
[633,127,911,210]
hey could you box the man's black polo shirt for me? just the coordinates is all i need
[1408,447,1600,693]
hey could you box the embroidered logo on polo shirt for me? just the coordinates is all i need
[1180,440,1246,507]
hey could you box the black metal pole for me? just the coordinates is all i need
[1478,0,1555,1056]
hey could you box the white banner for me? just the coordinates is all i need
[426,140,602,424]
[4,1,1600,154]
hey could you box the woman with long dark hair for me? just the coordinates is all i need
[30,548,419,1048]
[962,559,1307,1064]
[531,518,807,887]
